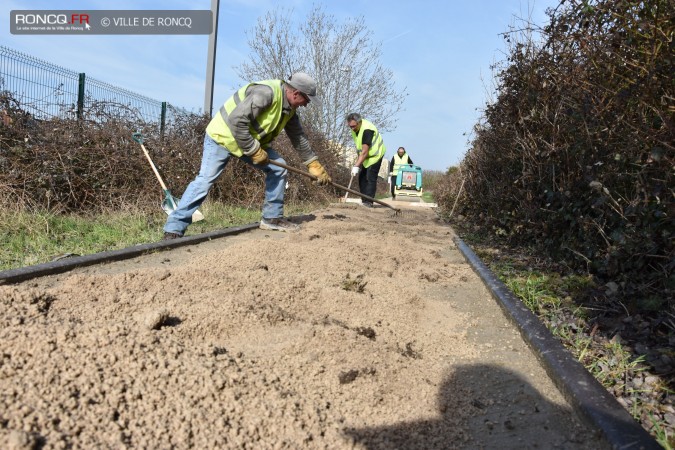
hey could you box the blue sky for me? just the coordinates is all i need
[2,0,558,171]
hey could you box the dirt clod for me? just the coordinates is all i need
[6,430,41,450]
[400,341,422,359]
[141,308,171,330]
[355,326,376,340]
[339,369,360,384]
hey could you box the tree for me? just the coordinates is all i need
[236,5,407,160]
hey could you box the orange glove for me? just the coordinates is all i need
[250,147,269,165]
[307,160,331,186]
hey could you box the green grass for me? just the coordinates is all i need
[505,273,562,314]
[421,191,434,203]
[488,258,672,448]
[0,201,317,271]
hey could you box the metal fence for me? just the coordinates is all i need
[0,45,188,128]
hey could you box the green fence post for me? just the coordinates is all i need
[77,73,85,120]
[160,101,167,141]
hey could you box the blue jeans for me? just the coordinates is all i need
[163,133,288,235]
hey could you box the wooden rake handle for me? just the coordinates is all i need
[268,160,401,214]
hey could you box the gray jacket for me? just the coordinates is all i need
[228,82,317,165]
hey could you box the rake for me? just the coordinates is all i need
[268,160,402,216]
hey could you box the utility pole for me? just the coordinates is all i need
[203,0,220,116]
[341,66,351,167]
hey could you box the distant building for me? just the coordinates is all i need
[379,159,390,180]
[326,140,356,168]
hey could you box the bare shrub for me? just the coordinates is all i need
[437,0,673,313]
[0,93,338,214]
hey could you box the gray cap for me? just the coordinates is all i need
[287,72,320,106]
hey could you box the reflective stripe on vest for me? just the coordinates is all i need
[392,154,410,176]
[351,119,386,168]
[205,80,293,157]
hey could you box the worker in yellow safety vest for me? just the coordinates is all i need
[163,73,332,238]
[389,147,414,200]
[346,112,386,208]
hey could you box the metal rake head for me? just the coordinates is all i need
[386,209,431,220]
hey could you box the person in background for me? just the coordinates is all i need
[163,72,331,239]
[389,146,414,200]
[346,112,386,208]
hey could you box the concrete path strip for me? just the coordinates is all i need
[454,238,660,450]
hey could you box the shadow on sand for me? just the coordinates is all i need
[344,363,612,450]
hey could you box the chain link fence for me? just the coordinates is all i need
[0,45,189,129]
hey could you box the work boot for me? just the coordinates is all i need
[163,232,183,241]
[259,217,300,232]
[360,202,374,208]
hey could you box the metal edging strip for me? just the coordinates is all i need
[453,236,660,450]
[0,222,260,286]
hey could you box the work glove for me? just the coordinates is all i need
[250,147,269,165]
[351,166,360,177]
[307,160,332,186]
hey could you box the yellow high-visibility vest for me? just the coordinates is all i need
[206,80,293,156]
[392,153,410,176]
[351,119,386,168]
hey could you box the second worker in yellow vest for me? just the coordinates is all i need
[346,112,386,208]
[389,147,414,200]
[163,72,331,238]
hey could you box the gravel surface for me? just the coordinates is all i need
[0,204,607,449]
